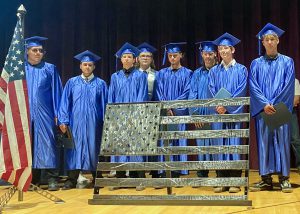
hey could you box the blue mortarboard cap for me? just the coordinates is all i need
[213,33,240,47]
[25,36,48,48]
[256,23,285,56]
[137,42,157,54]
[195,41,217,64]
[115,42,140,58]
[256,23,285,40]
[74,50,101,63]
[162,42,186,65]
[196,41,217,52]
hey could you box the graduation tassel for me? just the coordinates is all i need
[258,37,261,56]
[199,51,203,66]
[162,47,167,65]
[199,44,203,66]
[115,56,118,72]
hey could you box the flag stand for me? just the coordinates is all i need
[0,183,65,212]
[18,190,23,201]
[0,5,65,212]
[0,186,18,212]
[25,184,65,203]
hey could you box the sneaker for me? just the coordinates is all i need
[85,182,97,189]
[281,180,293,193]
[48,182,59,191]
[107,171,116,178]
[249,180,273,192]
[136,186,145,191]
[76,180,88,189]
[229,187,241,193]
[77,173,89,184]
[214,187,227,193]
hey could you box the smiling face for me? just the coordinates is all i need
[80,61,95,77]
[217,45,234,63]
[27,46,44,65]
[201,51,216,69]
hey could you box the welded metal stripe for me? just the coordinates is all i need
[89,198,252,206]
[100,145,249,156]
[97,160,248,171]
[161,97,250,109]
[156,145,249,155]
[159,129,249,140]
[95,177,248,187]
[89,195,251,206]
[160,113,250,124]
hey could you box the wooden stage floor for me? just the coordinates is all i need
[1,170,300,214]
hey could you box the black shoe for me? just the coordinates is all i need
[85,182,96,189]
[249,180,273,192]
[62,181,75,190]
[48,182,59,191]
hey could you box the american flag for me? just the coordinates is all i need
[0,13,32,192]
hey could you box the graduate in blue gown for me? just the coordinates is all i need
[58,50,108,189]
[136,42,162,181]
[154,42,192,178]
[249,23,295,193]
[25,36,63,191]
[137,42,157,101]
[208,33,248,193]
[188,41,217,179]
[108,43,148,191]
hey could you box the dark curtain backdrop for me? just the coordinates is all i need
[1,0,300,169]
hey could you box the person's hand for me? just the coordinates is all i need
[59,124,67,133]
[195,122,204,129]
[294,95,300,107]
[216,106,227,114]
[264,104,276,115]
[167,109,174,116]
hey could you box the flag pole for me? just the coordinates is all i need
[17,4,26,202]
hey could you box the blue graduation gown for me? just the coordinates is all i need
[154,66,192,175]
[25,61,63,168]
[249,54,295,176]
[108,69,148,162]
[139,69,157,163]
[58,76,108,171]
[208,62,248,161]
[139,69,157,101]
[188,66,211,161]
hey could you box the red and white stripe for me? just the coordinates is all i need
[0,69,32,191]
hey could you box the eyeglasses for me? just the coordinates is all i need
[30,48,45,53]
